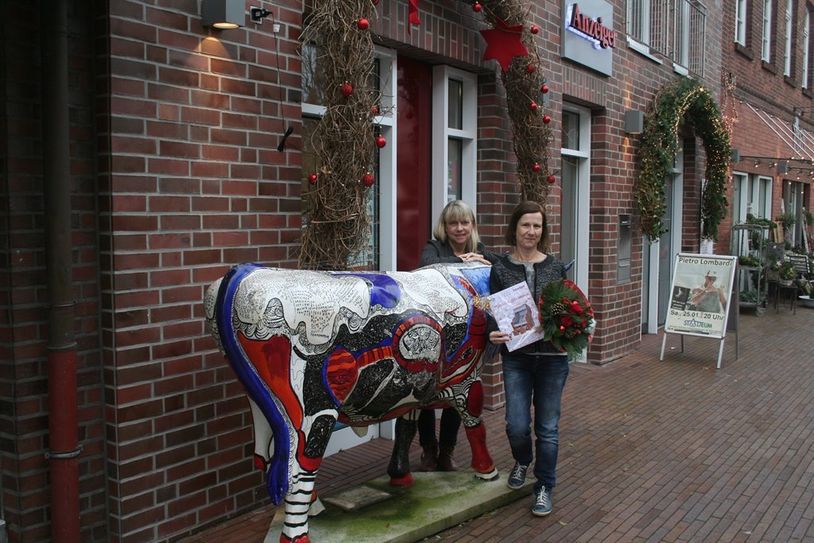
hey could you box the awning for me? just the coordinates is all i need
[742,103,814,162]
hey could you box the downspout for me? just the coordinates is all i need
[42,0,81,541]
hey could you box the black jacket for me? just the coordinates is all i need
[419,239,488,267]
[489,253,567,356]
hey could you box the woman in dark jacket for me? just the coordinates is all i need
[488,200,568,517]
[416,200,490,471]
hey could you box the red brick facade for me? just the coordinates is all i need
[722,0,814,250]
[0,0,735,541]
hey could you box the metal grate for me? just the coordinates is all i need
[627,0,707,77]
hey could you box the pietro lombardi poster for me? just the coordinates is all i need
[664,254,737,339]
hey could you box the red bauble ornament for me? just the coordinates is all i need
[530,25,539,34]
[375,135,387,148]
[341,82,353,97]
[526,63,536,74]
[542,114,551,124]
[532,162,542,173]
[547,174,556,184]
[357,18,370,30]
[362,172,375,187]
[559,325,566,332]
[530,101,538,111]
[308,173,318,185]
[371,104,380,115]
[473,2,482,12]
[541,83,549,93]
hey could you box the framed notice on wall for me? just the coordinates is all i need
[664,253,737,339]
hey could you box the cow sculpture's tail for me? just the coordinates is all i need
[214,263,290,505]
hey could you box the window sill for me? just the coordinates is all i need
[803,88,813,99]
[761,60,776,74]
[672,63,689,76]
[627,37,663,65]
[734,42,753,60]
[784,75,796,88]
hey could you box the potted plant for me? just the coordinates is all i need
[776,211,797,240]
[779,261,797,286]
[738,255,761,268]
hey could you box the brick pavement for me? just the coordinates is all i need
[181,305,814,543]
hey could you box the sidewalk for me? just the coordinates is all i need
[182,305,814,543]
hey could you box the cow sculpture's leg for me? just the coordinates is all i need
[387,411,419,486]
[278,410,338,543]
[458,380,499,480]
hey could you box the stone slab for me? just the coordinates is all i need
[265,471,532,543]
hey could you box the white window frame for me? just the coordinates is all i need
[675,1,691,68]
[736,0,748,45]
[560,103,591,293]
[762,0,773,61]
[627,0,651,45]
[732,172,748,224]
[804,10,811,87]
[756,175,773,218]
[785,0,794,76]
[431,66,478,227]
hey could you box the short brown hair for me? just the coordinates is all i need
[505,200,548,250]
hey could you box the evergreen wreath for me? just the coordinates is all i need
[298,0,551,270]
[636,78,731,241]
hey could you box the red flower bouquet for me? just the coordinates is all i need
[538,279,596,357]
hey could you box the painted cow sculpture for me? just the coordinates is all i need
[204,262,498,543]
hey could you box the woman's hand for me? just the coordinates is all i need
[460,252,491,265]
[489,331,510,344]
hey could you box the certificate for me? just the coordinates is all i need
[484,281,544,352]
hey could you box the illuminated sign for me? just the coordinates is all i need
[567,3,617,49]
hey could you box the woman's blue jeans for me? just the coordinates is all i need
[502,353,569,491]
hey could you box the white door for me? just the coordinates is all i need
[560,104,591,292]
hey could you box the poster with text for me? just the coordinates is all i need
[484,281,545,351]
[664,253,737,338]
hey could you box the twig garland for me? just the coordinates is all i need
[636,78,731,241]
[298,0,551,270]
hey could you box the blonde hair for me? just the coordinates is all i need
[432,200,480,253]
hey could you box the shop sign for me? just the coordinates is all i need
[562,0,615,76]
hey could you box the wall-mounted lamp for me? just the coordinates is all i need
[777,161,789,174]
[251,8,274,23]
[624,109,644,135]
[202,0,243,30]
[730,148,740,162]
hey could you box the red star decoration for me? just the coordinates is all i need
[407,0,420,33]
[479,17,529,72]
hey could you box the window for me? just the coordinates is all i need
[804,10,811,87]
[762,0,774,61]
[627,0,706,75]
[785,0,795,76]
[301,45,396,270]
[733,173,773,224]
[431,66,477,219]
[736,0,748,45]
[627,0,651,44]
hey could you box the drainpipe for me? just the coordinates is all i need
[42,0,80,541]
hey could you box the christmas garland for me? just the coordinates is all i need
[636,78,731,241]
[298,0,551,270]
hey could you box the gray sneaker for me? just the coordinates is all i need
[532,486,552,516]
[507,462,529,490]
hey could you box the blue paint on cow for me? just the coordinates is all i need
[215,263,290,505]
[330,272,401,308]
[458,266,492,296]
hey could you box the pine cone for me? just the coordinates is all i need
[549,302,567,316]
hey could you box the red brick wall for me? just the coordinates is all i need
[723,0,814,238]
[0,2,107,542]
